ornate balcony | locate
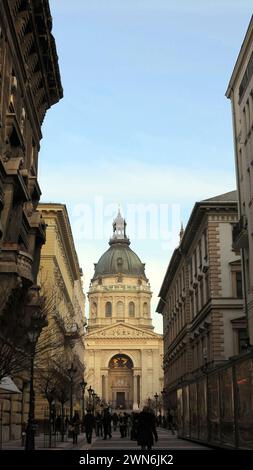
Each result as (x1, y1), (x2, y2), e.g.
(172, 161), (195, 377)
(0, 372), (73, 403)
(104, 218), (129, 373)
(0, 246), (33, 283)
(232, 216), (249, 250)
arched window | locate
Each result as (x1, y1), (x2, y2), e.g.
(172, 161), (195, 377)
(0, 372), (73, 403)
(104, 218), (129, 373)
(143, 302), (148, 316)
(117, 301), (124, 318)
(129, 301), (135, 317)
(105, 301), (112, 317)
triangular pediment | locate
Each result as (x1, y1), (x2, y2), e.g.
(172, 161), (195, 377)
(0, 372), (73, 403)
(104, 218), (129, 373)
(86, 322), (163, 340)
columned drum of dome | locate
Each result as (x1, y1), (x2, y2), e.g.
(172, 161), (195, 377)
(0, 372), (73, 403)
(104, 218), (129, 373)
(85, 211), (163, 411)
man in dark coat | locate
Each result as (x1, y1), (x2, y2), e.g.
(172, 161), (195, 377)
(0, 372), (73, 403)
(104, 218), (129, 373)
(137, 407), (158, 450)
(102, 408), (112, 440)
(84, 409), (95, 444)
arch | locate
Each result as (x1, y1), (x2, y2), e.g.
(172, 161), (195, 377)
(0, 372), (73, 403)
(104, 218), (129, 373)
(105, 301), (112, 317)
(129, 301), (135, 317)
(109, 353), (134, 369)
(116, 301), (124, 318)
(108, 354), (134, 409)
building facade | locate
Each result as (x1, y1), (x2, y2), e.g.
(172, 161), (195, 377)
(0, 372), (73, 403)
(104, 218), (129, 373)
(37, 204), (86, 423)
(0, 0), (62, 441)
(157, 191), (245, 409)
(85, 211), (163, 411)
(226, 16), (253, 346)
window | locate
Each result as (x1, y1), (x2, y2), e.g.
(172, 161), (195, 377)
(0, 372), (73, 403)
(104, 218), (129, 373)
(143, 302), (148, 316)
(203, 229), (208, 260)
(238, 329), (248, 353)
(195, 288), (199, 315)
(236, 272), (243, 298)
(117, 301), (124, 318)
(200, 278), (204, 308)
(105, 301), (112, 317)
(194, 251), (197, 277)
(129, 301), (135, 317)
(205, 274), (210, 302)
(198, 239), (202, 269)
(231, 266), (243, 298)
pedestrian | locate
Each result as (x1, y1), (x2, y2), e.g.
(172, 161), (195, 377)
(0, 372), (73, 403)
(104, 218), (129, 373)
(112, 412), (118, 431)
(119, 413), (127, 438)
(71, 411), (81, 445)
(84, 409), (95, 444)
(137, 407), (158, 450)
(167, 409), (175, 435)
(102, 408), (112, 440)
(95, 412), (103, 437)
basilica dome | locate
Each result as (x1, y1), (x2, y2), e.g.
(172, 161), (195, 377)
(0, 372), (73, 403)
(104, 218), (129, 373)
(93, 210), (147, 280)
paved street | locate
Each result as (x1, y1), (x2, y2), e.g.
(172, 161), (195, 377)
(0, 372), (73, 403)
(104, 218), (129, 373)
(1, 428), (210, 451)
(78, 428), (210, 451)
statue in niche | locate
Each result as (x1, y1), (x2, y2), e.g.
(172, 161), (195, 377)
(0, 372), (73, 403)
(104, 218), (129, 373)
(91, 302), (97, 318)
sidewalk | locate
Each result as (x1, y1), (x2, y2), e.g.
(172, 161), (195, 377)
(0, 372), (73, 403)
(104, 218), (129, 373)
(1, 432), (93, 451)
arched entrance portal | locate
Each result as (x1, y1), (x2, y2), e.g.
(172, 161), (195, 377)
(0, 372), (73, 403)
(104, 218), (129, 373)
(108, 354), (133, 409)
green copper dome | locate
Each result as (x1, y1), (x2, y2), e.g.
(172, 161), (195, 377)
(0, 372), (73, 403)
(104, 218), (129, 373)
(93, 210), (147, 280)
(94, 243), (146, 279)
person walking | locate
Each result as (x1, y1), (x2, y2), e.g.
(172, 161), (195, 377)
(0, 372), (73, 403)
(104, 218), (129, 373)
(137, 407), (158, 450)
(167, 409), (175, 435)
(71, 411), (81, 445)
(84, 409), (95, 444)
(102, 408), (112, 440)
(112, 412), (118, 432)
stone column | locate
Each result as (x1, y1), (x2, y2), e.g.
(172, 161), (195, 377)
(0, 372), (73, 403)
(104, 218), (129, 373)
(133, 375), (138, 410)
(104, 374), (109, 404)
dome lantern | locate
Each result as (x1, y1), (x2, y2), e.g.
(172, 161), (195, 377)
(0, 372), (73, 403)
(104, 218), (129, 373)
(109, 208), (130, 246)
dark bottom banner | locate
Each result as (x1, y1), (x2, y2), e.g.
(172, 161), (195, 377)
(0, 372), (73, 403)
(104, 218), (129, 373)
(0, 450), (253, 468)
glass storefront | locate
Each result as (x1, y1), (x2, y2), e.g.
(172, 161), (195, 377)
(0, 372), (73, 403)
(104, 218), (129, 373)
(176, 353), (253, 448)
(208, 373), (220, 444)
(220, 367), (235, 446)
(189, 382), (198, 439)
(176, 388), (183, 436)
(183, 385), (190, 438)
(198, 379), (207, 441)
(236, 358), (253, 448)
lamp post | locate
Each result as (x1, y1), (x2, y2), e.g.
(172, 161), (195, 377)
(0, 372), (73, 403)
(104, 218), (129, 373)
(92, 390), (96, 415)
(67, 363), (77, 420)
(161, 389), (166, 418)
(24, 287), (47, 451)
(87, 386), (93, 411)
(25, 328), (41, 451)
(154, 393), (159, 417)
(80, 380), (87, 427)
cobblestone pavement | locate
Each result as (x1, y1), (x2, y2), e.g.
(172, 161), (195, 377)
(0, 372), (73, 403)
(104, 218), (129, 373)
(78, 428), (210, 451)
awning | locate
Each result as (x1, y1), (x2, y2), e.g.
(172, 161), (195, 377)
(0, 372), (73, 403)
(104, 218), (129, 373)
(0, 377), (22, 394)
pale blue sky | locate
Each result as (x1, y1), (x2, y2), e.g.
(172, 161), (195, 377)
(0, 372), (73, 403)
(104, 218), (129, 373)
(39, 1), (252, 332)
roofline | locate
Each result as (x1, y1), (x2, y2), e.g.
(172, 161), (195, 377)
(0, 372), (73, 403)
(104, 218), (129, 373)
(226, 15), (253, 98)
(156, 198), (238, 310)
(39, 203), (82, 281)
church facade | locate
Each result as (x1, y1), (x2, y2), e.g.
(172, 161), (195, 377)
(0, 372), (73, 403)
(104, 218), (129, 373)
(85, 211), (163, 410)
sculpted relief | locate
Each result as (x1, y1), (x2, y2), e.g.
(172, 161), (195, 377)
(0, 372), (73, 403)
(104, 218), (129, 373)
(89, 326), (157, 339)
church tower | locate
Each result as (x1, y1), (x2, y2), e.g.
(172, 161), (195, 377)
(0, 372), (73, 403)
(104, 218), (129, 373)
(85, 211), (163, 411)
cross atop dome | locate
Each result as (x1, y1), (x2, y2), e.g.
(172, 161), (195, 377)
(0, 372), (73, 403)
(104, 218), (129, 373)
(109, 208), (130, 245)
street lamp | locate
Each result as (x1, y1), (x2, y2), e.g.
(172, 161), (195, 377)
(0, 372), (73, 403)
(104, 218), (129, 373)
(154, 393), (159, 417)
(91, 390), (96, 415)
(80, 379), (87, 426)
(25, 328), (41, 451)
(67, 363), (77, 420)
(24, 287), (47, 451)
(87, 386), (93, 411)
(161, 389), (166, 419)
